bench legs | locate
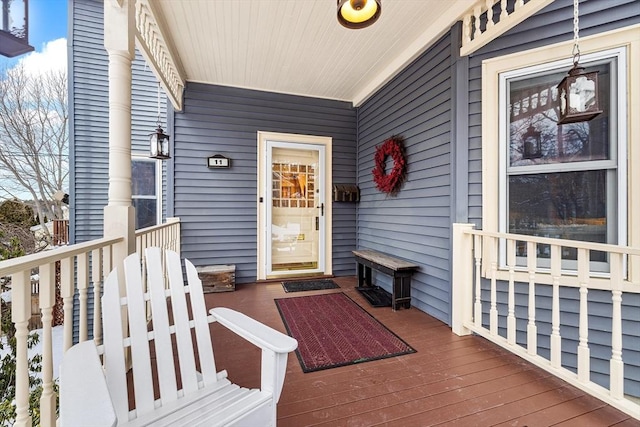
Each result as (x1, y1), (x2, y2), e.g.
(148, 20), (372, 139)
(392, 274), (412, 310)
(356, 262), (411, 310)
(357, 263), (372, 287)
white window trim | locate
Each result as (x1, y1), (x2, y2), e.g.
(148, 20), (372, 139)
(481, 25), (639, 280)
(132, 154), (162, 227)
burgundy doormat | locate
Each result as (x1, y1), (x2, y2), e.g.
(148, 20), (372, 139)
(282, 278), (339, 293)
(275, 293), (415, 372)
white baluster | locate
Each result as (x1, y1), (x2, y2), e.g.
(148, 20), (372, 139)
(490, 237), (498, 335)
(473, 5), (483, 40)
(92, 248), (104, 345)
(610, 253), (624, 399)
(516, 0), (525, 9)
(61, 257), (74, 352)
(38, 263), (56, 427)
(78, 252), (90, 341)
(474, 234), (483, 327)
(550, 245), (561, 369)
(527, 241), (537, 355)
(486, 0), (495, 28)
(507, 239), (516, 345)
(500, 0), (508, 20)
(577, 248), (590, 383)
(11, 270), (31, 427)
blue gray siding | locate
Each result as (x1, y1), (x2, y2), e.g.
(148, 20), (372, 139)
(70, 0), (166, 244)
(357, 31), (456, 323)
(467, 0), (640, 397)
(171, 83), (357, 284)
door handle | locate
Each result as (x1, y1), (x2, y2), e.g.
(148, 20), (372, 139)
(319, 203), (324, 216)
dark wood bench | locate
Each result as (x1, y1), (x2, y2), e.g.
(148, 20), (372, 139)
(352, 249), (418, 310)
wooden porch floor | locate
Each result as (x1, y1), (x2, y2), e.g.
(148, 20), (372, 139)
(204, 276), (639, 427)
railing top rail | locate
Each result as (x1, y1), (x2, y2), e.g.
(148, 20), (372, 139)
(0, 236), (124, 277)
(464, 228), (640, 256)
(134, 217), (180, 237)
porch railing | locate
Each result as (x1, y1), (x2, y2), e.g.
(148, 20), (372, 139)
(452, 223), (640, 420)
(460, 0), (555, 56)
(135, 216), (181, 256)
(0, 217), (181, 427)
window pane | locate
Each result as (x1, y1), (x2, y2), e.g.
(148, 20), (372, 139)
(509, 170), (610, 260)
(132, 160), (156, 196)
(508, 63), (610, 167)
(133, 198), (157, 229)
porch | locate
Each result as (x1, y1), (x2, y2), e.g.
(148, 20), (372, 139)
(212, 276), (636, 426)
(1, 220), (639, 425)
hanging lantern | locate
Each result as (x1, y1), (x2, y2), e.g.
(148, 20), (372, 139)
(149, 83), (171, 159)
(557, 0), (602, 125)
(149, 125), (170, 160)
(557, 64), (602, 125)
(522, 125), (542, 159)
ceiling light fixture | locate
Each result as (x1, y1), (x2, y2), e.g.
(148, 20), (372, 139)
(337, 0), (381, 29)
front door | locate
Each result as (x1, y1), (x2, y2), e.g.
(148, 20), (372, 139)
(257, 132), (332, 280)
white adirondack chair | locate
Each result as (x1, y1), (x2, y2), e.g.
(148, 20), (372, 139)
(59, 248), (298, 426)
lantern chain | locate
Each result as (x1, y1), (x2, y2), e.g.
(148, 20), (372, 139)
(156, 82), (162, 128)
(572, 0), (580, 65)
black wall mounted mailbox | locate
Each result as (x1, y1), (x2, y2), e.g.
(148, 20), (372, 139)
(333, 184), (360, 202)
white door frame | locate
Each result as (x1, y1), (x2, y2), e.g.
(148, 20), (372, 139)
(257, 131), (333, 280)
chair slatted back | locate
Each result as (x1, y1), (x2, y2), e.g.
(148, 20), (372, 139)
(145, 248), (179, 404)
(101, 249), (220, 422)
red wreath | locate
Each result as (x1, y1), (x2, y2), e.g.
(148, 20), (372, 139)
(372, 136), (406, 194)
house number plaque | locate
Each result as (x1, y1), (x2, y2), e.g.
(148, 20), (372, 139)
(207, 154), (231, 168)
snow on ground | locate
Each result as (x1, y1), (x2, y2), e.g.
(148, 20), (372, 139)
(0, 325), (64, 380)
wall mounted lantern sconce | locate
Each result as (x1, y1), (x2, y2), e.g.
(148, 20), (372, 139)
(556, 0), (602, 125)
(522, 125), (542, 159)
(149, 83), (170, 160)
(337, 0), (381, 29)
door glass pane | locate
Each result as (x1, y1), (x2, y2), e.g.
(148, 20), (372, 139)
(270, 147), (319, 272)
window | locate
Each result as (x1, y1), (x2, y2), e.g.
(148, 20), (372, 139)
(499, 51), (625, 262)
(132, 157), (160, 229)
(481, 26), (638, 277)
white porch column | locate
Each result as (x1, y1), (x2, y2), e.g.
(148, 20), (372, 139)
(452, 223), (475, 336)
(104, 0), (136, 265)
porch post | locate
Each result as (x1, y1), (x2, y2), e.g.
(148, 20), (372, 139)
(103, 0), (136, 266)
(452, 223), (475, 336)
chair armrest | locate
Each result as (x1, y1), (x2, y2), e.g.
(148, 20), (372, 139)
(210, 307), (298, 353)
(60, 340), (117, 427)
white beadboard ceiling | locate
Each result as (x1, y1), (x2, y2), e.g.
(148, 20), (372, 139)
(153, 0), (472, 106)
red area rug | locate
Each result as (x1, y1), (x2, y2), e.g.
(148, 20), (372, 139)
(275, 292), (415, 373)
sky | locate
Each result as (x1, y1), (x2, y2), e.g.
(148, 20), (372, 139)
(0, 0), (67, 72)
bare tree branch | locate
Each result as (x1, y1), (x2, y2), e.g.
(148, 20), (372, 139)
(0, 64), (68, 243)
